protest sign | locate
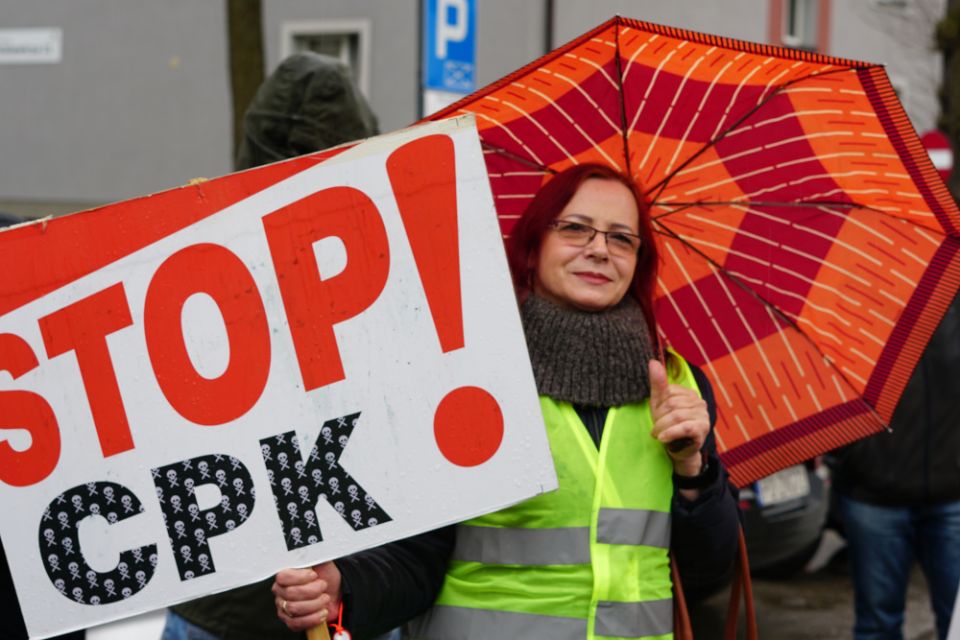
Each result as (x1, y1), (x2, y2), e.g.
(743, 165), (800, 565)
(0, 116), (557, 638)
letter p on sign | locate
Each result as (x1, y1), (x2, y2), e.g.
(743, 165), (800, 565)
(436, 0), (468, 58)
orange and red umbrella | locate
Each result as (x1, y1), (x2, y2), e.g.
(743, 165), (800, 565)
(428, 16), (960, 487)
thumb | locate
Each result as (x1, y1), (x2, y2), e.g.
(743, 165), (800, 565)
(648, 359), (669, 409)
(312, 561), (337, 582)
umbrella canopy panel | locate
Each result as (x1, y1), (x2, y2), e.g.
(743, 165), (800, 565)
(430, 16), (960, 486)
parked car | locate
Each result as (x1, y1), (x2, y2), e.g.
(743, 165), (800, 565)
(738, 459), (830, 577)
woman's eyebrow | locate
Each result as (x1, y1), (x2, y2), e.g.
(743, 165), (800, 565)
(559, 213), (592, 222)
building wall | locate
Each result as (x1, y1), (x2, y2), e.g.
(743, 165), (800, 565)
(0, 0), (945, 217)
(261, 0), (548, 134)
(1, 0), (231, 209)
(828, 0), (945, 134)
(552, 0), (769, 44)
(262, 0), (419, 134)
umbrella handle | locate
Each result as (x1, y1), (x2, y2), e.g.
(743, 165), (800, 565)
(667, 437), (695, 453)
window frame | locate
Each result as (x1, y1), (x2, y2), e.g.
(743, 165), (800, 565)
(279, 19), (372, 97)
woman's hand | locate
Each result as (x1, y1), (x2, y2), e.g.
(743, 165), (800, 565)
(273, 561), (342, 632)
(648, 359), (709, 478)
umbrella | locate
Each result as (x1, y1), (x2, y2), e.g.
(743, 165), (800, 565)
(427, 16), (960, 487)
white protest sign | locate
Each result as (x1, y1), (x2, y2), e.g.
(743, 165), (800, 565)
(0, 116), (557, 639)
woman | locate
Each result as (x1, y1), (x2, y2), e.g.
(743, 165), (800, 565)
(273, 163), (741, 639)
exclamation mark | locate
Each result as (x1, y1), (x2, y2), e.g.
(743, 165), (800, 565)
(387, 135), (504, 467)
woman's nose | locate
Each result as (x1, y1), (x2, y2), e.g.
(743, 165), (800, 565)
(583, 232), (609, 257)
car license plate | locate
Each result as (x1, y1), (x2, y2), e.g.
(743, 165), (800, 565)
(756, 465), (810, 507)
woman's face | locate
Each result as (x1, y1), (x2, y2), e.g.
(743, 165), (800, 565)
(533, 178), (640, 312)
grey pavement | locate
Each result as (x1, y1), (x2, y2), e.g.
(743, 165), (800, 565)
(690, 530), (937, 639)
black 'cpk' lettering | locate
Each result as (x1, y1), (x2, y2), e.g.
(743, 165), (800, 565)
(260, 412), (391, 550)
(151, 453), (256, 581)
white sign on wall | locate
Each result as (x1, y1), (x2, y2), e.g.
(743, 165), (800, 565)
(0, 116), (557, 639)
(0, 28), (63, 64)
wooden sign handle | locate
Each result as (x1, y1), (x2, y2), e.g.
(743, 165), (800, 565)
(307, 625), (331, 640)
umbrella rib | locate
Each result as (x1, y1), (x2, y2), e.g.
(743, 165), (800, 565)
(478, 141), (554, 174)
(653, 217), (890, 429)
(650, 199), (860, 220)
(614, 20), (632, 173)
(644, 66), (869, 203)
(651, 198), (948, 239)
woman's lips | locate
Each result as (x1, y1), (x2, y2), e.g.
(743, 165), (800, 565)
(574, 271), (611, 284)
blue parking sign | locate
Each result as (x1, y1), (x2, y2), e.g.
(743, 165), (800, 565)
(423, 0), (476, 93)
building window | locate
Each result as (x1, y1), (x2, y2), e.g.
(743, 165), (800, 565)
(782, 0), (819, 51)
(280, 20), (371, 97)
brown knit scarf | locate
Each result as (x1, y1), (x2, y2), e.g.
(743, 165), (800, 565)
(519, 294), (658, 407)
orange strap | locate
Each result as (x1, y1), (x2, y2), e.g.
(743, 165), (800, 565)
(329, 604), (351, 639)
(672, 524), (757, 640)
(671, 551), (694, 640)
(723, 526), (758, 640)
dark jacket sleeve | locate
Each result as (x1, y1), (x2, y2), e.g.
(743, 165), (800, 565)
(335, 525), (455, 640)
(670, 364), (741, 599)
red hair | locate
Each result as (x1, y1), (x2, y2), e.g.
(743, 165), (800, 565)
(505, 163), (659, 337)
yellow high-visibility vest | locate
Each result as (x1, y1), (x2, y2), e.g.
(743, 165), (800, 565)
(410, 356), (698, 640)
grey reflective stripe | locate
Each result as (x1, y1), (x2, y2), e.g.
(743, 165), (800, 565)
(597, 507), (671, 548)
(595, 598), (674, 638)
(452, 525), (591, 565)
(408, 605), (587, 640)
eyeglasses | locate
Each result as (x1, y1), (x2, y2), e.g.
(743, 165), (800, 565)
(548, 219), (642, 256)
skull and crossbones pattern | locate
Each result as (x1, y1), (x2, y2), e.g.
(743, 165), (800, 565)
(151, 454), (255, 581)
(259, 412), (391, 551)
(38, 482), (157, 605)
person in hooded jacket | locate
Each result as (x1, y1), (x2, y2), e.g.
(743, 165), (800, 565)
(162, 50), (380, 640)
(233, 51), (378, 171)
(830, 290), (960, 640)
